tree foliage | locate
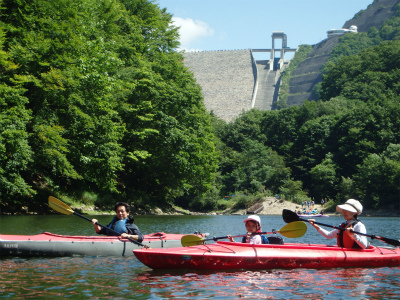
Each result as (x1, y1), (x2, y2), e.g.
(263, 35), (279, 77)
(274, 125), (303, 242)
(321, 41), (400, 102)
(0, 0), (218, 211)
(213, 36), (400, 210)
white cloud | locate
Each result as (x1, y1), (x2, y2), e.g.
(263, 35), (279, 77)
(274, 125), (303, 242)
(172, 17), (214, 51)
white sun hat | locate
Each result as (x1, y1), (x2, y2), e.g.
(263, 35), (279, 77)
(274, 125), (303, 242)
(336, 199), (363, 215)
(243, 215), (261, 227)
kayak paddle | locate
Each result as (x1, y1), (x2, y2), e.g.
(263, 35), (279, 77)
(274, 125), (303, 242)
(181, 221), (307, 247)
(282, 209), (400, 247)
(48, 196), (148, 248)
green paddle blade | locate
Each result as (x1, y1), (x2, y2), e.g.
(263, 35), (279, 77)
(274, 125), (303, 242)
(277, 221), (307, 238)
(48, 196), (74, 215)
(181, 235), (205, 247)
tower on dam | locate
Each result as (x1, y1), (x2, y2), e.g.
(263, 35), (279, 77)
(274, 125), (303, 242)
(183, 32), (297, 122)
(253, 31), (296, 70)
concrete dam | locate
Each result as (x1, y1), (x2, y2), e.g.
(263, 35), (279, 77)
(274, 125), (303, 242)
(183, 32), (297, 122)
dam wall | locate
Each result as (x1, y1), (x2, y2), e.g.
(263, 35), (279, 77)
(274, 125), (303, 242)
(183, 50), (255, 123)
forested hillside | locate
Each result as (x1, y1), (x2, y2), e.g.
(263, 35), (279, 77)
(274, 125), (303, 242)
(0, 0), (218, 212)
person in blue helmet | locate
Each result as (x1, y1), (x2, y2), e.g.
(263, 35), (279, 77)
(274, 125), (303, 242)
(91, 202), (143, 242)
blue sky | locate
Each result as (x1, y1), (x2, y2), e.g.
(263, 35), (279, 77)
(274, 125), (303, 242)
(156, 0), (373, 57)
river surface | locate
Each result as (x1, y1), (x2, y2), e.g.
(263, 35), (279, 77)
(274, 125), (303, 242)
(1, 214), (399, 299)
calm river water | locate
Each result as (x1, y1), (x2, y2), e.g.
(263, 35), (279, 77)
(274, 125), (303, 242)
(1, 214), (399, 299)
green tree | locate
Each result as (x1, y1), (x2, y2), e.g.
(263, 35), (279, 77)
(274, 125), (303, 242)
(279, 179), (309, 204)
(337, 176), (356, 202)
(320, 41), (400, 102)
(290, 114), (337, 187)
(0, 24), (35, 206)
(353, 144), (400, 208)
(309, 153), (337, 200)
(0, 0), (219, 211)
(215, 114), (291, 197)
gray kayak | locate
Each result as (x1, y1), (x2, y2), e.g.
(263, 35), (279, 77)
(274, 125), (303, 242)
(0, 231), (209, 257)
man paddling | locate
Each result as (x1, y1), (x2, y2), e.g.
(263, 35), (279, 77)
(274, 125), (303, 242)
(92, 202), (143, 243)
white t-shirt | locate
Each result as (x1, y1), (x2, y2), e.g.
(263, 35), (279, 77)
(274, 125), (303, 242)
(245, 235), (262, 244)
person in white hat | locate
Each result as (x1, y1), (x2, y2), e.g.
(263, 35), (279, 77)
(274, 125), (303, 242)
(308, 199), (369, 249)
(228, 215), (263, 244)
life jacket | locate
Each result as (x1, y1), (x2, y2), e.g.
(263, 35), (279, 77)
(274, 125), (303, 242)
(107, 217), (128, 235)
(261, 235), (269, 244)
(337, 220), (361, 249)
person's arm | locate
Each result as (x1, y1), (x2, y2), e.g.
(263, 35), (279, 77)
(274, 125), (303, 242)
(124, 223), (143, 242)
(91, 219), (103, 234)
(92, 218), (117, 235)
(350, 222), (369, 249)
(308, 219), (337, 239)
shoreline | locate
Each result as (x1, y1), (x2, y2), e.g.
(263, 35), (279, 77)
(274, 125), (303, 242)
(134, 197), (399, 218)
(3, 197), (398, 217)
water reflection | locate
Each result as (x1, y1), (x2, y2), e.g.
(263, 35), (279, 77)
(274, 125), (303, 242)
(135, 267), (400, 299)
(1, 252), (400, 299)
(0, 257), (146, 299)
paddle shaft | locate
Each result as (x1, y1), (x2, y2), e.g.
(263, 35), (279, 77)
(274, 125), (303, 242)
(303, 217), (368, 238)
(205, 231), (276, 242)
(181, 221), (306, 247)
(73, 211), (146, 247)
(301, 216), (399, 246)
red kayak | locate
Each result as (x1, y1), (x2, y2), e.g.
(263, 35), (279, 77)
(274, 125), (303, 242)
(0, 232), (208, 257)
(133, 241), (400, 270)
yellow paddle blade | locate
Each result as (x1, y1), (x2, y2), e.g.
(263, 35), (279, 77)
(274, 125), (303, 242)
(277, 221), (307, 238)
(48, 196), (74, 215)
(181, 235), (205, 247)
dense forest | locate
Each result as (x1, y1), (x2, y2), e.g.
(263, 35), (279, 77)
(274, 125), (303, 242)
(0, 0), (218, 212)
(0, 0), (399, 214)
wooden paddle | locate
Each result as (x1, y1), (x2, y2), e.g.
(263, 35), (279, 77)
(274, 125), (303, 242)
(48, 196), (147, 248)
(282, 209), (400, 247)
(181, 221), (307, 247)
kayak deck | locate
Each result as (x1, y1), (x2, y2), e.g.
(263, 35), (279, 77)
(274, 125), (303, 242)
(133, 241), (400, 270)
(0, 232), (208, 257)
